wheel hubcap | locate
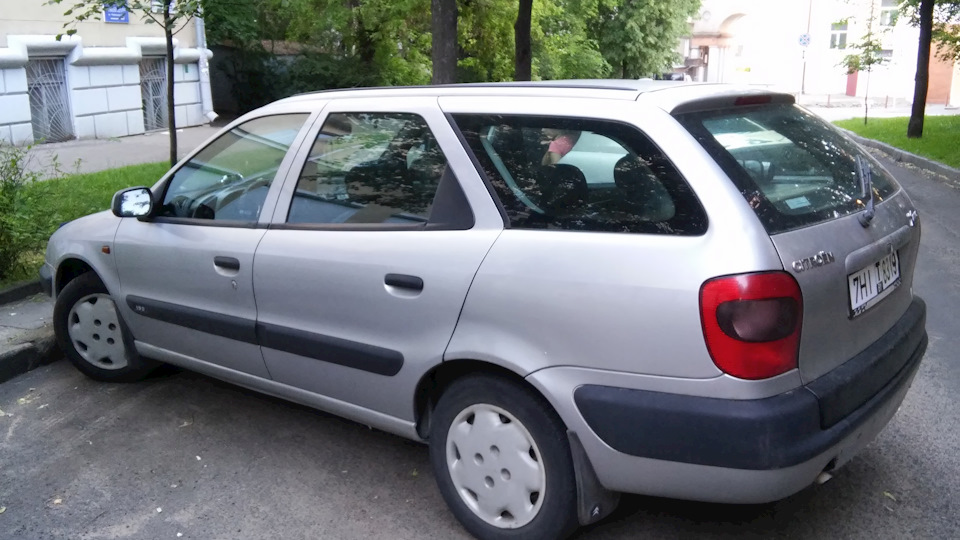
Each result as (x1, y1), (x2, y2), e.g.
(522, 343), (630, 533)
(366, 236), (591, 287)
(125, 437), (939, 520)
(446, 403), (546, 529)
(67, 293), (128, 370)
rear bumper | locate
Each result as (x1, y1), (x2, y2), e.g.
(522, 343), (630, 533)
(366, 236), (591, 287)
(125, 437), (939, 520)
(574, 297), (926, 470)
(529, 297), (926, 503)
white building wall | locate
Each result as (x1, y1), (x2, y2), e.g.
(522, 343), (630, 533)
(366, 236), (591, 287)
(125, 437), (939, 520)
(70, 63), (145, 139)
(690, 0), (948, 102)
(173, 62), (203, 129)
(0, 30), (212, 144)
(0, 67), (32, 144)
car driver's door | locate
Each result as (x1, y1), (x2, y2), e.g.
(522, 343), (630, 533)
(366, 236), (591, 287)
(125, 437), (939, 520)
(114, 113), (313, 377)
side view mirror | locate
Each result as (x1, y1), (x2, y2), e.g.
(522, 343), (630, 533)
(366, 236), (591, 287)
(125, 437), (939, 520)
(112, 187), (154, 218)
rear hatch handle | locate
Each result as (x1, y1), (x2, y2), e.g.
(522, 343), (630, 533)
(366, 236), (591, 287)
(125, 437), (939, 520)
(856, 155), (876, 228)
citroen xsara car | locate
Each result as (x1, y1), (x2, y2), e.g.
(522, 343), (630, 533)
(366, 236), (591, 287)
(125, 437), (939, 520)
(42, 81), (927, 540)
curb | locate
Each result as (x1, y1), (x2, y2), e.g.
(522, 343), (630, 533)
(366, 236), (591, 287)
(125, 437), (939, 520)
(840, 128), (960, 186)
(0, 331), (60, 385)
(0, 279), (42, 307)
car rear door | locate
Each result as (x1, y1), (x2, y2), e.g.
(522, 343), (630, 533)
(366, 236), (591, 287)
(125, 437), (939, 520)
(114, 112), (314, 377)
(676, 103), (921, 383)
(251, 97), (503, 420)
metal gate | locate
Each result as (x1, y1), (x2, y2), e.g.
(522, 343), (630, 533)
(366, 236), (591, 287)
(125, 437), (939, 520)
(140, 58), (168, 131)
(26, 59), (74, 143)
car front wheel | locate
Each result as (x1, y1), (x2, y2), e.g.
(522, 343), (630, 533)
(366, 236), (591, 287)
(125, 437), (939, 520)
(429, 374), (578, 540)
(53, 272), (156, 382)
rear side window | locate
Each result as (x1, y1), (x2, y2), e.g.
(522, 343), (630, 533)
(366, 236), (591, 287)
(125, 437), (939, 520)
(452, 114), (707, 235)
(288, 112), (448, 225)
(676, 104), (899, 234)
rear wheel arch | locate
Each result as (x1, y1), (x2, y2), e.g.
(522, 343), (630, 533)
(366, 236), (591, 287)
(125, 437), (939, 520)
(414, 359), (562, 440)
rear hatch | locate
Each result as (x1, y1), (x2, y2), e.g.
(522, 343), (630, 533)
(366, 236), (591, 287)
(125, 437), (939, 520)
(676, 101), (921, 383)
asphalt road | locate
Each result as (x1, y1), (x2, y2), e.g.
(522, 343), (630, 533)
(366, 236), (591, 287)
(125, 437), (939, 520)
(1, 154), (958, 540)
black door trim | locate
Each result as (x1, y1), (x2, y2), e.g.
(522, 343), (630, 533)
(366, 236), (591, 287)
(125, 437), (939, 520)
(256, 322), (404, 376)
(125, 295), (257, 344)
(125, 295), (403, 376)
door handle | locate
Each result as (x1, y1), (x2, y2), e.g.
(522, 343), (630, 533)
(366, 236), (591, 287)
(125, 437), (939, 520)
(214, 256), (240, 271)
(385, 273), (423, 291)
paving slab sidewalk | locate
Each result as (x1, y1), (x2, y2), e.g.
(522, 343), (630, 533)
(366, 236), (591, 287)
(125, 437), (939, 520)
(0, 293), (56, 384)
(25, 125), (221, 178)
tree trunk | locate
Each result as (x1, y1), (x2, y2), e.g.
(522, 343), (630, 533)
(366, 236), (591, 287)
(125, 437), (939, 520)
(514, 0), (533, 81)
(908, 0), (935, 138)
(431, 0), (458, 84)
(164, 2), (178, 167)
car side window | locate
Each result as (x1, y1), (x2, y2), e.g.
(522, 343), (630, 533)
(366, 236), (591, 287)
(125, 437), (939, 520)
(158, 114), (309, 222)
(287, 113), (448, 225)
(452, 114), (707, 235)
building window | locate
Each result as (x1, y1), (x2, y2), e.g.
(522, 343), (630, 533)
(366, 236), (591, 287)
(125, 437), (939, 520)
(26, 59), (74, 143)
(830, 23), (848, 50)
(880, 0), (898, 27)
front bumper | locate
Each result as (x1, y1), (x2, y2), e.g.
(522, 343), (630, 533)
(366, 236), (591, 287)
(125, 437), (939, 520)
(39, 263), (53, 297)
(529, 297), (926, 503)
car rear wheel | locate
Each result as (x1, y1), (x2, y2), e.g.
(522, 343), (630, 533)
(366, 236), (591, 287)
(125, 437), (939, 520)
(429, 374), (578, 540)
(54, 272), (156, 382)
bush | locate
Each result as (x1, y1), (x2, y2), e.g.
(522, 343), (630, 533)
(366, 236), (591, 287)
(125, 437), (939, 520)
(0, 143), (45, 280)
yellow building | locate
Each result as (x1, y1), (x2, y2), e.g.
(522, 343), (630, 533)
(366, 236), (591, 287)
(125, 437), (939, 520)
(0, 0), (214, 144)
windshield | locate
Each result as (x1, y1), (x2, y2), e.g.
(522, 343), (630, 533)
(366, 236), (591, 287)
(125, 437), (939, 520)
(675, 104), (899, 234)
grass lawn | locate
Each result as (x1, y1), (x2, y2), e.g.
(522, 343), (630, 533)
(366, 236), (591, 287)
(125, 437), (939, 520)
(834, 115), (960, 169)
(1, 162), (169, 287)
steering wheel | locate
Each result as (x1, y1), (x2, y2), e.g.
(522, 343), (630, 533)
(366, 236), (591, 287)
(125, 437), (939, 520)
(168, 195), (195, 218)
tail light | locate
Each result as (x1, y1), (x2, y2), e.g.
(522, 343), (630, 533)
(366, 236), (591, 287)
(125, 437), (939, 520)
(699, 272), (802, 380)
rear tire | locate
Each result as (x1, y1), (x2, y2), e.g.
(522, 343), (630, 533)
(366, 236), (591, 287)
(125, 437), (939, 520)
(429, 374), (579, 540)
(53, 272), (156, 382)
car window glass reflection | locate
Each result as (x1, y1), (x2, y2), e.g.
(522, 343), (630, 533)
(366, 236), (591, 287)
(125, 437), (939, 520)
(158, 114), (309, 222)
(454, 114), (707, 235)
(287, 112), (448, 225)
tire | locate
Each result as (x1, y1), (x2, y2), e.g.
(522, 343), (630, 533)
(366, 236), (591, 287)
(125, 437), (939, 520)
(429, 374), (578, 540)
(53, 272), (156, 382)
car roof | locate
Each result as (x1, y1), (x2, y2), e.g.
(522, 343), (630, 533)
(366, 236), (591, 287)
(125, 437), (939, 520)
(269, 80), (795, 115)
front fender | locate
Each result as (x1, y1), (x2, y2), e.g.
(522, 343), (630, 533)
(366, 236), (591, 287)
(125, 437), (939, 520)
(46, 211), (123, 299)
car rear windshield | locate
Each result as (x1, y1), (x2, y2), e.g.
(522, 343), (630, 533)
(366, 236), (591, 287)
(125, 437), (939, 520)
(675, 104), (899, 235)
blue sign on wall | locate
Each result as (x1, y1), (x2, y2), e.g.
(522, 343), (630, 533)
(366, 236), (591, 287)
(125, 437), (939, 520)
(105, 5), (129, 24)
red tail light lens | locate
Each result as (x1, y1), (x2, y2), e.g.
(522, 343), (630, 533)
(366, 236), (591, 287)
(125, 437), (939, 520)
(700, 272), (802, 379)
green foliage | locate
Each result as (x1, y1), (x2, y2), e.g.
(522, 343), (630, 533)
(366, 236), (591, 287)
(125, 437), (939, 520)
(0, 160), (168, 286)
(534, 0), (610, 79)
(902, 1), (960, 61)
(202, 0), (702, 95)
(840, 31), (886, 75)
(0, 143), (44, 281)
(48, 0), (201, 38)
(834, 115), (960, 169)
(592, 0), (700, 78)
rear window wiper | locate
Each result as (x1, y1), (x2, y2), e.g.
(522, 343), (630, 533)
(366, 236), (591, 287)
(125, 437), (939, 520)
(856, 155), (875, 227)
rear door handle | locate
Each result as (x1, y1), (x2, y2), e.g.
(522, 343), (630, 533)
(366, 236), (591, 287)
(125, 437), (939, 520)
(385, 273), (423, 291)
(214, 256), (240, 271)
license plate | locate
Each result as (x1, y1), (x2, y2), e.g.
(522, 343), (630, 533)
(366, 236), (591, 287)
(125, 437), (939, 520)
(848, 250), (901, 317)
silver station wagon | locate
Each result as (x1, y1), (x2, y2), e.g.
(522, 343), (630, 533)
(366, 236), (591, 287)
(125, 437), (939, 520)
(41, 81), (927, 540)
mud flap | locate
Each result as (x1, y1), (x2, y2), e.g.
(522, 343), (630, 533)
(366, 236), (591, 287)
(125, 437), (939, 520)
(568, 430), (620, 525)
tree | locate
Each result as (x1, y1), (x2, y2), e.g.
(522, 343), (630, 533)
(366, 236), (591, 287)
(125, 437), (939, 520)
(903, 0), (960, 138)
(432, 0), (458, 83)
(841, 6), (888, 125)
(515, 0), (533, 80)
(908, 0), (936, 138)
(590, 0), (700, 78)
(52, 0), (201, 167)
